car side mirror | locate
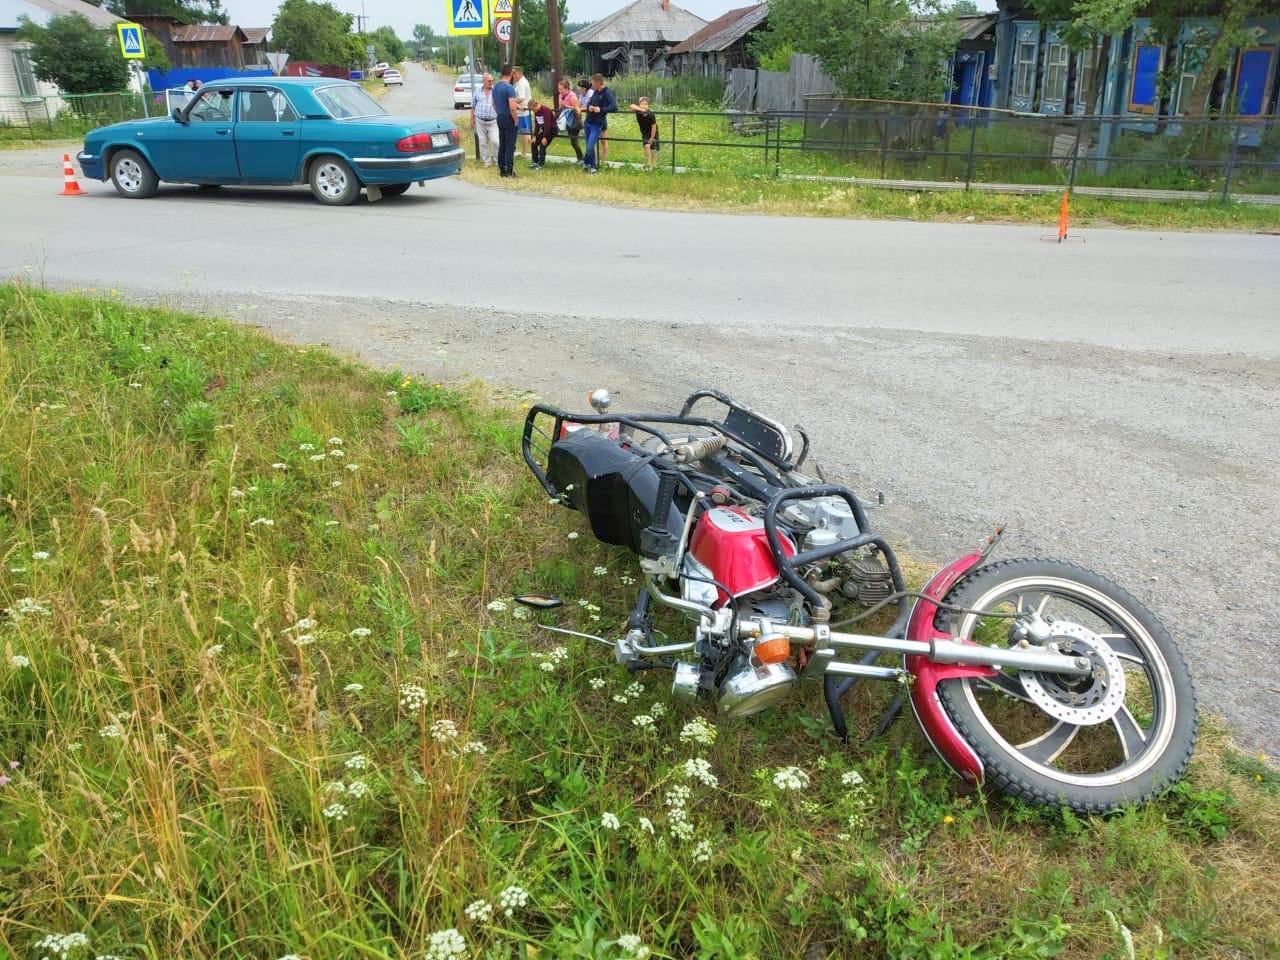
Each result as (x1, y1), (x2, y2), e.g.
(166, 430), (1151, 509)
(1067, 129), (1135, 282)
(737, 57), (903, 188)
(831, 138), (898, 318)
(171, 107), (187, 123)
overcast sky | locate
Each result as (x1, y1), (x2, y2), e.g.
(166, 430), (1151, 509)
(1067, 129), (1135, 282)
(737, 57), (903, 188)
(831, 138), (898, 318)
(220, 0), (996, 45)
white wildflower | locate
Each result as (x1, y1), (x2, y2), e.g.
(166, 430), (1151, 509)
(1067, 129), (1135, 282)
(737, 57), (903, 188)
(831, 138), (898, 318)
(637, 817), (654, 835)
(343, 682), (364, 693)
(841, 770), (865, 787)
(4, 597), (51, 618)
(328, 437), (343, 446)
(308, 453), (327, 462)
(431, 719), (459, 743)
(9, 654), (31, 669)
(593, 565), (608, 576)
(399, 683), (428, 711)
(511, 605), (530, 621)
(425, 927), (467, 960)
(328, 448), (345, 458)
(682, 757), (719, 788)
(99, 724), (122, 739)
(278, 955), (303, 960)
(349, 627), (372, 638)
(692, 839), (713, 864)
(322, 801), (349, 820)
(271, 462), (287, 470)
(31, 551), (50, 561)
(679, 718), (717, 747)
(632, 714), (655, 731)
(291, 617), (318, 631)
(588, 678), (606, 690)
(292, 634), (315, 647)
(330, 480), (342, 488)
(463, 740), (487, 756)
(34, 933), (91, 958)
(773, 766), (810, 791)
(600, 812), (621, 831)
(464, 899), (493, 922)
(617, 934), (649, 958)
(498, 885), (529, 917)
(324, 520), (340, 527)
(549, 646), (568, 664)
(649, 701), (666, 718)
(204, 644), (224, 657)
(624, 681), (644, 698)
(298, 442), (316, 451)
(346, 779), (371, 800)
(567, 531), (579, 540)
(344, 754), (368, 771)
(539, 660), (556, 673)
(324, 781), (347, 795)
(345, 463), (359, 472)
(249, 517), (274, 527)
(142, 575), (158, 587)
(612, 694), (630, 705)
(230, 487), (246, 499)
(486, 599), (508, 613)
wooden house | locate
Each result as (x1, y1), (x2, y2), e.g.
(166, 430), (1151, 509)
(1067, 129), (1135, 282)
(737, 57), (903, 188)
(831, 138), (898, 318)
(667, 3), (769, 79)
(571, 0), (706, 77)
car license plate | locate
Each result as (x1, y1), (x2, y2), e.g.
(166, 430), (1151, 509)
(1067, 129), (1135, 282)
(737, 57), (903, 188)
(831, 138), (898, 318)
(431, 133), (450, 148)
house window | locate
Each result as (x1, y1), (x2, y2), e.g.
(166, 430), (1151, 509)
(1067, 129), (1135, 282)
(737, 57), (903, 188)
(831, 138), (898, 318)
(1173, 44), (1205, 116)
(631, 49), (646, 72)
(1128, 42), (1163, 114)
(1043, 42), (1069, 103)
(11, 47), (39, 98)
(1013, 41), (1037, 99)
(1234, 46), (1277, 117)
(1075, 44), (1102, 113)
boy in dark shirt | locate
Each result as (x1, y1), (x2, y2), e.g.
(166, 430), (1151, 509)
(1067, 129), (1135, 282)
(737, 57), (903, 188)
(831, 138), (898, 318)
(628, 96), (660, 170)
(529, 96), (557, 170)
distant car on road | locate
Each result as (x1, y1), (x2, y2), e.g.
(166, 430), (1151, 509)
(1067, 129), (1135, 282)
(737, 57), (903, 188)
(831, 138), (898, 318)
(372, 62), (391, 77)
(382, 69), (403, 86)
(76, 78), (464, 206)
(453, 74), (482, 109)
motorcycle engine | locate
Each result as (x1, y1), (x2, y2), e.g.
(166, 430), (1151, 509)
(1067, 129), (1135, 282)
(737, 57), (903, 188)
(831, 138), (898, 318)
(782, 495), (893, 607)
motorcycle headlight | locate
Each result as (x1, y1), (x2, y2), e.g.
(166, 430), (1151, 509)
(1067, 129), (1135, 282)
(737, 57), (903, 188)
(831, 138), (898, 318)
(717, 655), (797, 719)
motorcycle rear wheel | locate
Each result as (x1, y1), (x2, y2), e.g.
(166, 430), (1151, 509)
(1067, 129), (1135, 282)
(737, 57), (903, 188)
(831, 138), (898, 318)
(936, 558), (1197, 813)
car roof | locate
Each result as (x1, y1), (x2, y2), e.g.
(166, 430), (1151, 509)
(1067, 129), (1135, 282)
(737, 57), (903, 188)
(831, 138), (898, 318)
(203, 77), (356, 90)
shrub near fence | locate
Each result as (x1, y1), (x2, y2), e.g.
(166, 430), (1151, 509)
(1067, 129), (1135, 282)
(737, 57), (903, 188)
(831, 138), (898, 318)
(532, 70), (722, 107)
(0, 92), (159, 143)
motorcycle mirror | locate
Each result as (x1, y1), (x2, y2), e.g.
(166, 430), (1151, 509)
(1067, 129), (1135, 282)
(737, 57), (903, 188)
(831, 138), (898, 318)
(514, 594), (564, 609)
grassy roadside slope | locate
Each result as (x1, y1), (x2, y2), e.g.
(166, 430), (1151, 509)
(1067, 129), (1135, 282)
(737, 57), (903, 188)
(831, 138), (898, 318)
(1, 284), (1278, 959)
(459, 158), (1280, 232)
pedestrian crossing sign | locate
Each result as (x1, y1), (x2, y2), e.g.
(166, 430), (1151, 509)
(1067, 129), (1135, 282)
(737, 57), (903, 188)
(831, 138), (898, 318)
(447, 0), (488, 35)
(116, 23), (145, 60)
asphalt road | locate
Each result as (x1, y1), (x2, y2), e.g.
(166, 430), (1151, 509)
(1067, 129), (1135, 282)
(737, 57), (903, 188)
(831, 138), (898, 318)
(3, 64), (1279, 753)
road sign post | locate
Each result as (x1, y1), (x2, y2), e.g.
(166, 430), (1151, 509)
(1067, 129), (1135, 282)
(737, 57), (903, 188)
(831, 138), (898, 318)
(116, 25), (148, 118)
(467, 37), (480, 162)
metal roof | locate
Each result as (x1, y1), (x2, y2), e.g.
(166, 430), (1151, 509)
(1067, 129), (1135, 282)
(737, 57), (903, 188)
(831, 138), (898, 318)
(171, 24), (247, 43)
(0, 0), (120, 30)
(956, 14), (997, 41)
(571, 0), (706, 46)
(668, 2), (767, 55)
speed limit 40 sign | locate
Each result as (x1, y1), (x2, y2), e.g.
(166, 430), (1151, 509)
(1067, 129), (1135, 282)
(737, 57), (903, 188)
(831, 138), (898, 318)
(493, 16), (511, 42)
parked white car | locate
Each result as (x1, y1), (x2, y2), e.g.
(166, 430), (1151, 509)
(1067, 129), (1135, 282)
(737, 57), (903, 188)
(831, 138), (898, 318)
(452, 74), (482, 109)
(383, 69), (403, 86)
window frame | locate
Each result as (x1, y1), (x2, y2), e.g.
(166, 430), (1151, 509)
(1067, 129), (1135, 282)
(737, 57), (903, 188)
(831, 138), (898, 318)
(1013, 40), (1037, 100)
(11, 46), (39, 99)
(1043, 42), (1070, 104)
(236, 87), (298, 123)
(1128, 41), (1164, 114)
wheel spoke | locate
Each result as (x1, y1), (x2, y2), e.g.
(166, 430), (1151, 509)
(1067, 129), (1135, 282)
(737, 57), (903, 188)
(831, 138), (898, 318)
(976, 671), (1034, 703)
(1112, 706), (1149, 762)
(1016, 720), (1079, 765)
(1097, 633), (1146, 665)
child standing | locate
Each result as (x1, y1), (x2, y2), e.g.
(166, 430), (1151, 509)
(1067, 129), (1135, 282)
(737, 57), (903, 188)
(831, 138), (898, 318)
(629, 96), (660, 170)
(529, 96), (558, 170)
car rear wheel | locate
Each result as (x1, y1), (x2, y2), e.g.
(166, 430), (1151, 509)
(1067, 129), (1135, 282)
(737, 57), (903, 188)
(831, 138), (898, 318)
(309, 156), (359, 206)
(380, 183), (412, 197)
(110, 149), (158, 199)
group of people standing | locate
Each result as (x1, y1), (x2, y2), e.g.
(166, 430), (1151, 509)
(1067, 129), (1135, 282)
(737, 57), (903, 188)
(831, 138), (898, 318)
(470, 68), (660, 176)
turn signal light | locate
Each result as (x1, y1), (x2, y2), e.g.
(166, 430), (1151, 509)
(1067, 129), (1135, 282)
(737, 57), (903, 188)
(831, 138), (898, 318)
(754, 635), (791, 665)
(449, 128), (461, 144)
(395, 133), (432, 153)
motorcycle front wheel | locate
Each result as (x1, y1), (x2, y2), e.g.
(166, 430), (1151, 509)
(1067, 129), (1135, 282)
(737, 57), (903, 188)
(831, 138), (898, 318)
(936, 558), (1198, 813)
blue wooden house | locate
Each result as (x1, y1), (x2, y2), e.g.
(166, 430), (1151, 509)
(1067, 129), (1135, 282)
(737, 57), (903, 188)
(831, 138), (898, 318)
(988, 2), (1280, 121)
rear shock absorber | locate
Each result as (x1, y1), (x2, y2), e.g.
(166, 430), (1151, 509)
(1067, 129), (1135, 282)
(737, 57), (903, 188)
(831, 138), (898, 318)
(673, 435), (726, 463)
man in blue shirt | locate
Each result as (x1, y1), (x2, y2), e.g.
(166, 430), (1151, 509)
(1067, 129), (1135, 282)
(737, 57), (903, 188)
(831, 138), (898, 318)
(582, 73), (616, 174)
(491, 66), (520, 177)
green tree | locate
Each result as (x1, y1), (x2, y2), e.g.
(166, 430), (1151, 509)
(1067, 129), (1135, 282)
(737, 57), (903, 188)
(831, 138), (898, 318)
(98, 0), (229, 24)
(411, 22), (436, 54)
(368, 25), (406, 63)
(950, 0), (980, 13)
(754, 0), (960, 101)
(17, 13), (128, 94)
(271, 0), (360, 66)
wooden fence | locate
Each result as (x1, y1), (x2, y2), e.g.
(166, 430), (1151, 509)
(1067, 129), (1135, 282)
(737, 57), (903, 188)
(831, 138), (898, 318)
(725, 53), (835, 112)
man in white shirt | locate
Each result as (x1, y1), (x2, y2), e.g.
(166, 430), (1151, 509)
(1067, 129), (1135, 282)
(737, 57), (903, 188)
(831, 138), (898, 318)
(470, 73), (499, 167)
(512, 66), (533, 159)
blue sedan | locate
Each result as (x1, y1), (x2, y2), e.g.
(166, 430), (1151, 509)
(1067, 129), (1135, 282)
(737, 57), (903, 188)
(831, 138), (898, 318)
(77, 78), (464, 205)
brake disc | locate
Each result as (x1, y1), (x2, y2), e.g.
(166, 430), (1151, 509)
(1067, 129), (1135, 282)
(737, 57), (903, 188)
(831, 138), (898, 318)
(1018, 621), (1126, 726)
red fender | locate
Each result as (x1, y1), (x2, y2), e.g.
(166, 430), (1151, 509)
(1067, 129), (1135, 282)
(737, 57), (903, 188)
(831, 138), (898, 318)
(905, 552), (998, 785)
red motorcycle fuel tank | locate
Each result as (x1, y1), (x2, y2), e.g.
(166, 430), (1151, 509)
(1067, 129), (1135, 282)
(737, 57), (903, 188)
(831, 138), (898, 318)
(689, 507), (796, 604)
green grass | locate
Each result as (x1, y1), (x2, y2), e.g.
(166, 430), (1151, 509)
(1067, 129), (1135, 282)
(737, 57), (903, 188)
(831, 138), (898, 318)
(2, 284), (1280, 959)
(461, 158), (1280, 231)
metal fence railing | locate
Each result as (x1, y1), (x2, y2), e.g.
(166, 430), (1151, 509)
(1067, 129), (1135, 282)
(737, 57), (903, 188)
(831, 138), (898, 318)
(531, 71), (724, 107)
(523, 103), (1280, 201)
(0, 92), (169, 142)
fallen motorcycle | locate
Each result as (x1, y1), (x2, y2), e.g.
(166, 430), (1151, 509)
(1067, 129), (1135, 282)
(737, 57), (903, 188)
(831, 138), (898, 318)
(521, 388), (1197, 812)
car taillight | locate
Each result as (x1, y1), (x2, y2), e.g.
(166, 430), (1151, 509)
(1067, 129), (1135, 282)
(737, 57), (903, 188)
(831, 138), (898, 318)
(449, 128), (461, 144)
(395, 133), (433, 153)
(454, 85), (464, 92)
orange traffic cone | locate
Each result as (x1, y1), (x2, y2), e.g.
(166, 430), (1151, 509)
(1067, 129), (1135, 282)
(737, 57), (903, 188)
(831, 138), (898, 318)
(1057, 190), (1069, 242)
(59, 153), (83, 196)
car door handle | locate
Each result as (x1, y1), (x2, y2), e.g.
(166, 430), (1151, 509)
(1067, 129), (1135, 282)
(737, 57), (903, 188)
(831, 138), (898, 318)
(281, 130), (295, 136)
(215, 128), (229, 135)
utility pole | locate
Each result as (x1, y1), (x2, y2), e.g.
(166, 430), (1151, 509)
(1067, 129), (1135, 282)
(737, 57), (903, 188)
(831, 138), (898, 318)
(354, 2), (369, 34)
(547, 0), (563, 92)
(508, 0), (519, 66)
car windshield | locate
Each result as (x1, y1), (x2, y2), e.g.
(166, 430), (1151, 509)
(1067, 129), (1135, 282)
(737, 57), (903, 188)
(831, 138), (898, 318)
(314, 84), (387, 120)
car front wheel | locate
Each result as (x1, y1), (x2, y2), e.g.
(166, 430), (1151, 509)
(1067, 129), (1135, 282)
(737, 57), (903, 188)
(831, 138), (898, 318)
(110, 149), (158, 198)
(309, 156), (360, 206)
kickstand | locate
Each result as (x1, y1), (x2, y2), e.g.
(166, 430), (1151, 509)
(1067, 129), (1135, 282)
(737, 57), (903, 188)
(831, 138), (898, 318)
(826, 654), (907, 743)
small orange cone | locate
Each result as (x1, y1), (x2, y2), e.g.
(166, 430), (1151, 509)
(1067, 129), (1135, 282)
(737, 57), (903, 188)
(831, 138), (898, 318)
(1057, 190), (1069, 242)
(59, 153), (83, 196)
